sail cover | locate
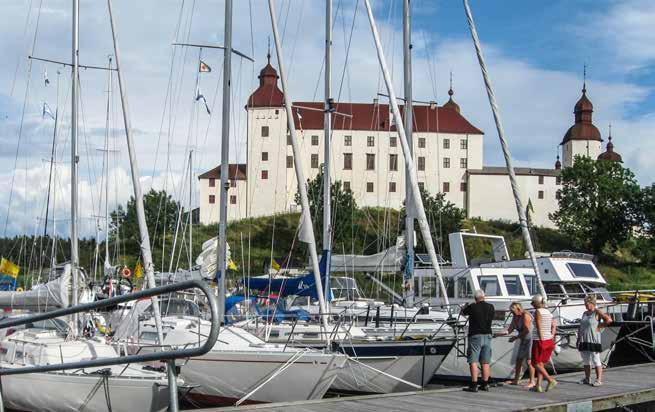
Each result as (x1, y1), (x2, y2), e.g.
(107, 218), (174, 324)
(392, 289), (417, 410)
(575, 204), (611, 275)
(327, 235), (406, 273)
(0, 264), (75, 310)
(195, 237), (232, 279)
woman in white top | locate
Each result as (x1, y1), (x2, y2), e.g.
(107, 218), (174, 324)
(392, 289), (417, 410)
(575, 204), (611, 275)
(531, 294), (558, 393)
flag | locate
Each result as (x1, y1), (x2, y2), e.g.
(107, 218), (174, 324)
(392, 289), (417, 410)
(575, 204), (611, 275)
(271, 259), (281, 271)
(134, 261), (143, 279)
(228, 258), (238, 271)
(298, 209), (314, 244)
(42, 102), (55, 120)
(0, 258), (20, 278)
(526, 199), (535, 226)
(196, 86), (211, 115)
(199, 60), (211, 73)
(44, 69), (50, 86)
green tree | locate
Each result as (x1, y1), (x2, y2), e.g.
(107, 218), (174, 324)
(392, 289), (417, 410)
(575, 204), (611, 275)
(401, 188), (465, 259)
(550, 156), (642, 255)
(635, 184), (655, 264)
(295, 166), (357, 250)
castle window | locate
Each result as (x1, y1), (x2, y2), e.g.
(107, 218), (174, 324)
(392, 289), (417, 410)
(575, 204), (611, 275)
(389, 182), (396, 193)
(343, 153), (352, 170)
(261, 170), (268, 180)
(262, 152), (268, 161)
(344, 135), (352, 146)
(286, 156), (293, 168)
(208, 195), (215, 204)
(230, 195), (237, 205)
(311, 135), (319, 146)
(209, 178), (216, 187)
(443, 157), (451, 168)
(460, 182), (467, 192)
(443, 182), (450, 192)
(538, 190), (544, 199)
(366, 154), (376, 170)
(418, 182), (425, 191)
(367, 136), (375, 147)
(311, 154), (319, 169)
(389, 154), (398, 171)
(460, 158), (467, 169)
(443, 139), (450, 149)
(538, 175), (544, 184)
(343, 181), (351, 192)
(366, 182), (374, 193)
(230, 180), (237, 188)
(261, 126), (269, 137)
(390, 136), (397, 147)
(460, 139), (468, 150)
(418, 156), (426, 171)
(418, 137), (426, 148)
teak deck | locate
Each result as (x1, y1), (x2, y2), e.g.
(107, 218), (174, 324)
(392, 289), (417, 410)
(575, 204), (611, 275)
(205, 363), (655, 411)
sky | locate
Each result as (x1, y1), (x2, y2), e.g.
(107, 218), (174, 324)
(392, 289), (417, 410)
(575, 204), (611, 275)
(0, 0), (653, 238)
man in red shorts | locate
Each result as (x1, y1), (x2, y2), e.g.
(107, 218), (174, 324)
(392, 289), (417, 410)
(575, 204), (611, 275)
(531, 294), (558, 392)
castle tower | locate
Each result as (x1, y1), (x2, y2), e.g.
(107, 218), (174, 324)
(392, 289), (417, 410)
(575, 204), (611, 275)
(560, 70), (602, 167)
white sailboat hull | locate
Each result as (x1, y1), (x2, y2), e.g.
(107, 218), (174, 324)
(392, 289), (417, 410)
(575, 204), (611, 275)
(1, 371), (169, 412)
(181, 350), (345, 406)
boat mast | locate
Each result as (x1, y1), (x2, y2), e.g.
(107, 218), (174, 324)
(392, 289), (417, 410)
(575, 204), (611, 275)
(402, 0), (415, 306)
(188, 150), (193, 271)
(104, 56), (112, 270)
(216, 0), (233, 323)
(267, 0), (331, 334)
(107, 0), (165, 343)
(322, 0), (332, 310)
(363, 0), (450, 307)
(70, 0), (80, 333)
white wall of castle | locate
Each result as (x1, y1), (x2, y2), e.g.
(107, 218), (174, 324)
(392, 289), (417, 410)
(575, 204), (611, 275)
(562, 139), (602, 168)
(467, 173), (561, 228)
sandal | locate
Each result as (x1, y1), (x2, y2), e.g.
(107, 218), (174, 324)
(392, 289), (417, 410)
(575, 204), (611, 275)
(592, 381), (603, 387)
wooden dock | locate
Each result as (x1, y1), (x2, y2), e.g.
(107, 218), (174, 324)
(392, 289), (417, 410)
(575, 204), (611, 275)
(203, 363), (655, 411)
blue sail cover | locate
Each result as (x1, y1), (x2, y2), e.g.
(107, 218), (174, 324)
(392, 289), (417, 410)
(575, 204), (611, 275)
(244, 255), (332, 301)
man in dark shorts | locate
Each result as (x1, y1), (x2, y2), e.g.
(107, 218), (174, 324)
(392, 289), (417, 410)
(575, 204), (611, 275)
(462, 289), (495, 392)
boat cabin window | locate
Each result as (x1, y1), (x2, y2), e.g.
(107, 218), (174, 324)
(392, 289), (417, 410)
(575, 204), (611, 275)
(478, 276), (501, 296)
(545, 283), (565, 296)
(563, 283), (586, 299)
(457, 277), (473, 298)
(503, 275), (525, 296)
(523, 275), (539, 295)
(566, 262), (598, 279)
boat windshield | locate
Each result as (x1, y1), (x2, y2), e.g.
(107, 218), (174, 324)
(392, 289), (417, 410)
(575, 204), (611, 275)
(566, 262), (599, 279)
(503, 275), (525, 296)
(478, 276), (501, 296)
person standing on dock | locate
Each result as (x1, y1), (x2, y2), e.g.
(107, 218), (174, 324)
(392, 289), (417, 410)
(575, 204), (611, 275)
(578, 295), (612, 386)
(462, 289), (495, 392)
(496, 302), (535, 388)
(531, 294), (558, 392)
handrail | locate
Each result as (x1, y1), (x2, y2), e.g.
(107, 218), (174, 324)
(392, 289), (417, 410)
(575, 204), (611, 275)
(0, 279), (218, 412)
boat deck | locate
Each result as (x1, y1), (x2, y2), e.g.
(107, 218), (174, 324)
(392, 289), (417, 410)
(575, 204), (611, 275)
(205, 363), (655, 411)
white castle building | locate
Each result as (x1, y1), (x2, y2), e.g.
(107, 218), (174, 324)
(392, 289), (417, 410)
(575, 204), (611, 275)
(198, 57), (621, 229)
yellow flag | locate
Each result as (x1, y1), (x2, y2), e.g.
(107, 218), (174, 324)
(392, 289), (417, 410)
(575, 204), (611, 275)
(271, 259), (281, 271)
(134, 261), (144, 279)
(228, 259), (238, 271)
(0, 258), (20, 278)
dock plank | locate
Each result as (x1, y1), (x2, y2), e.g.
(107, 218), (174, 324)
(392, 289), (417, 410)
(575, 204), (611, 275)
(203, 363), (655, 412)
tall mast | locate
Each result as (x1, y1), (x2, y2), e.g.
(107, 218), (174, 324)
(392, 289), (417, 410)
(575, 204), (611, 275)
(70, 0), (80, 333)
(104, 56), (113, 269)
(107, 0), (165, 343)
(216, 0), (233, 322)
(188, 150), (193, 271)
(322, 0), (332, 309)
(402, 0), (415, 306)
(364, 0), (450, 307)
(268, 0), (331, 334)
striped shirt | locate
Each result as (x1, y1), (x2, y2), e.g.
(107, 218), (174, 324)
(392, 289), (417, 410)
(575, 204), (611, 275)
(532, 308), (553, 341)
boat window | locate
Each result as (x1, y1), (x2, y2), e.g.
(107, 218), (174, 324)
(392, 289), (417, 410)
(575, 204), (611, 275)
(139, 331), (167, 342)
(566, 262), (598, 278)
(503, 275), (525, 296)
(524, 275), (539, 295)
(478, 276), (500, 296)
(457, 277), (473, 298)
(545, 283), (565, 296)
(563, 283), (586, 298)
(291, 296), (310, 307)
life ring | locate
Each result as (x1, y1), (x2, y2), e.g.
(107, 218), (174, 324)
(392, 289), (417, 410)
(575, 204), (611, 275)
(121, 267), (132, 278)
(15, 287), (23, 292)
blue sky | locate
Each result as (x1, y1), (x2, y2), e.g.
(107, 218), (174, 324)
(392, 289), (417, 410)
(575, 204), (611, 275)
(0, 0), (653, 237)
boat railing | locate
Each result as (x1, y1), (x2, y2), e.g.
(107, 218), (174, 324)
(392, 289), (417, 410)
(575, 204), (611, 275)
(0, 279), (219, 412)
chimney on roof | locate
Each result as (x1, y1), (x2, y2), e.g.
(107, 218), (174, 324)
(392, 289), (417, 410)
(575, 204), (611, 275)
(373, 97), (379, 105)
